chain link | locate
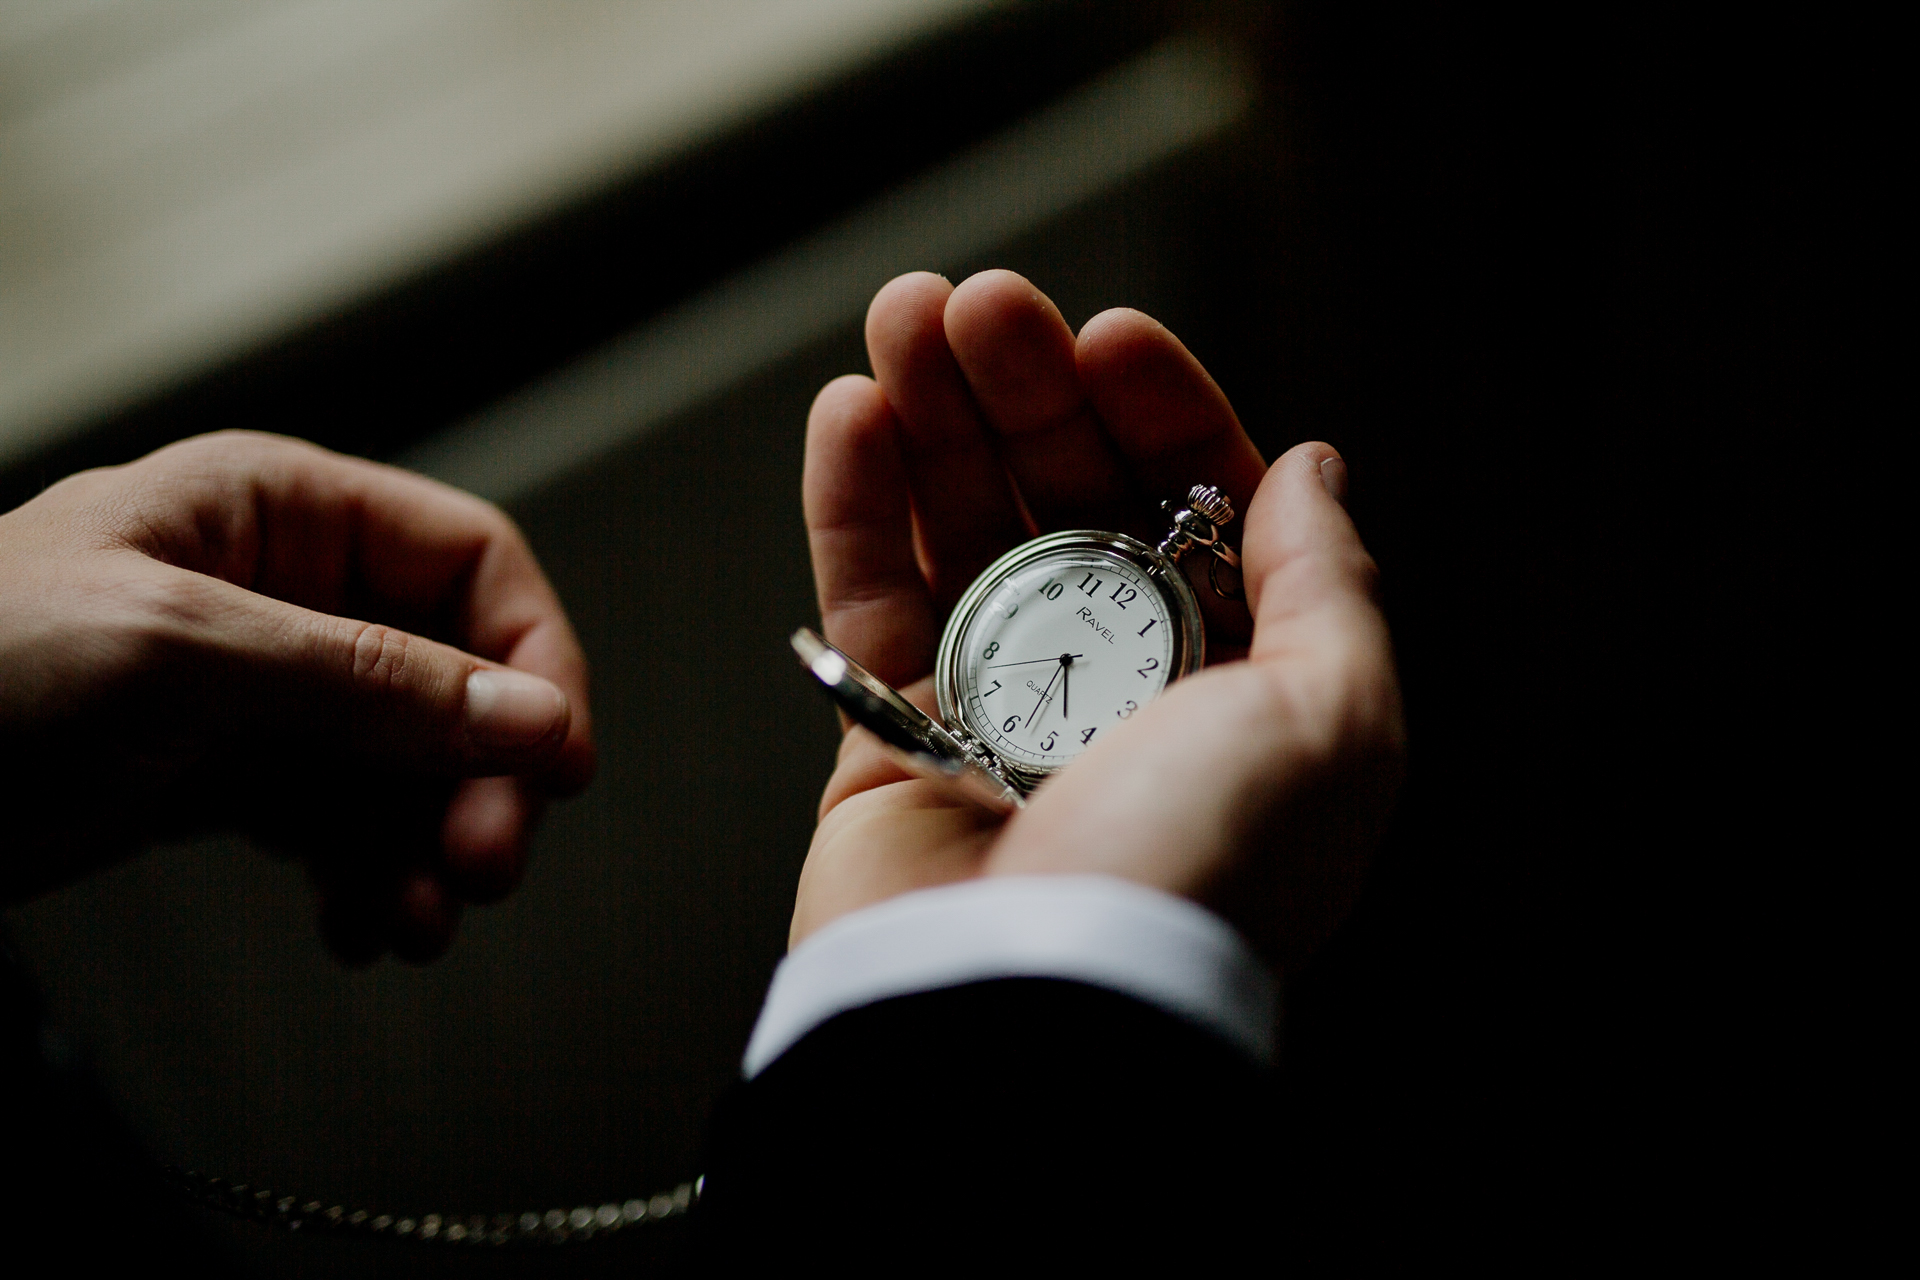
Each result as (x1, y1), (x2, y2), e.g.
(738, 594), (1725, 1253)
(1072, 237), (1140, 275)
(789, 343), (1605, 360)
(168, 1167), (702, 1246)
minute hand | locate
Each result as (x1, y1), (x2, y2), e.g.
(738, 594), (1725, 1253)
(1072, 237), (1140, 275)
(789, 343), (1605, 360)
(1024, 660), (1064, 729)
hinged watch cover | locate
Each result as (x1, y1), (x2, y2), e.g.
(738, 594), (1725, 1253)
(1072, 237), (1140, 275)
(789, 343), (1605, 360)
(790, 628), (1025, 813)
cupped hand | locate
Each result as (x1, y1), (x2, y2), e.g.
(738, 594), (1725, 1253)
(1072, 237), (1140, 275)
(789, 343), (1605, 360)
(0, 432), (595, 963)
(792, 271), (1403, 972)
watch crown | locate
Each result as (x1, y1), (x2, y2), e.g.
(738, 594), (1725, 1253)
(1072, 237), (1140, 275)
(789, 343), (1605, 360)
(1186, 484), (1234, 527)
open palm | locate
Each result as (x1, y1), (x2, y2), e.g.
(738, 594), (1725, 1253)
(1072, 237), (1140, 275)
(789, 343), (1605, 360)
(793, 271), (1403, 972)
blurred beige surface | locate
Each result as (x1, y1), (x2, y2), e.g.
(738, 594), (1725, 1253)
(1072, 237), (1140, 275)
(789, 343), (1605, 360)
(0, 0), (993, 468)
(401, 33), (1252, 502)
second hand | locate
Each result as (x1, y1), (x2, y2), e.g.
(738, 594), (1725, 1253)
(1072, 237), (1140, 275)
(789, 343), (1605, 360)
(1024, 658), (1065, 728)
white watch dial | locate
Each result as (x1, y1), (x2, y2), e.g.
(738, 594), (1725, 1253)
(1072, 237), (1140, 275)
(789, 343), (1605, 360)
(955, 552), (1176, 768)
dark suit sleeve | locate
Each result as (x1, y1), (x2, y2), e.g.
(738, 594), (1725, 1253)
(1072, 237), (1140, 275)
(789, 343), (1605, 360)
(696, 977), (1276, 1262)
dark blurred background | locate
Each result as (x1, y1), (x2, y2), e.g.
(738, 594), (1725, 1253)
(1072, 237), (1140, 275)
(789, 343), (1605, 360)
(1, 0), (1843, 1271)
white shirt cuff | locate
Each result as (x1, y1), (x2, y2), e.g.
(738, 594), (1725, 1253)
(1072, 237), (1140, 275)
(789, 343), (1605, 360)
(742, 874), (1276, 1078)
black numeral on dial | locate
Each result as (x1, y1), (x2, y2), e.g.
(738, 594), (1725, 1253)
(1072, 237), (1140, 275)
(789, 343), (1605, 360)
(1137, 658), (1159, 678)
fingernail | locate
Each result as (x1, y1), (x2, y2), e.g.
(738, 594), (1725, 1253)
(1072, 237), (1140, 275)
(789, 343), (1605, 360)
(1319, 456), (1349, 505)
(465, 669), (565, 748)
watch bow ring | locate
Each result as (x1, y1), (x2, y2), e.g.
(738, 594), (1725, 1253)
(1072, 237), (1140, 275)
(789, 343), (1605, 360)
(793, 484), (1243, 812)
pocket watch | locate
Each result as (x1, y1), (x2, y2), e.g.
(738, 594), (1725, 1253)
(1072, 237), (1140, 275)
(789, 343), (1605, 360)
(792, 484), (1243, 813)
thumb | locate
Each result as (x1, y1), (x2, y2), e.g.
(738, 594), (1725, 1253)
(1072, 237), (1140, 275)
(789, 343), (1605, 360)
(1241, 442), (1382, 656)
(195, 577), (570, 775)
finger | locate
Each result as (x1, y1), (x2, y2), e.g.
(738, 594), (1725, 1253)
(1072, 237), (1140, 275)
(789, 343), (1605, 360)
(444, 505), (595, 797)
(1076, 310), (1267, 643)
(122, 431), (596, 795)
(804, 375), (941, 690)
(289, 776), (466, 965)
(440, 775), (542, 903)
(1241, 444), (1398, 729)
(1075, 309), (1268, 529)
(943, 270), (1134, 530)
(1242, 443), (1378, 627)
(864, 274), (1029, 605)
(166, 566), (573, 776)
(390, 872), (461, 964)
